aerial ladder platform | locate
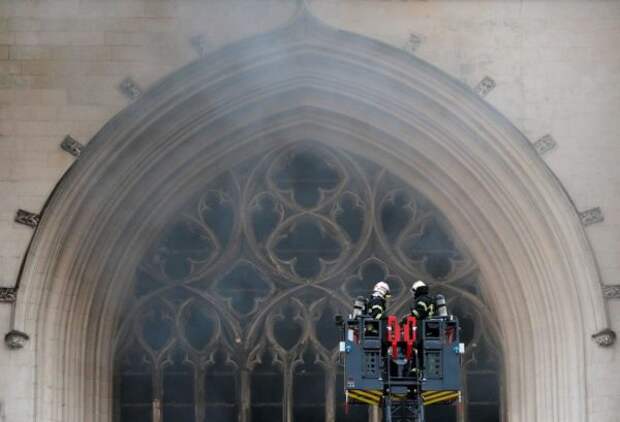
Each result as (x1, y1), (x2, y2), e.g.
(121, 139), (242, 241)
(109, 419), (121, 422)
(337, 312), (463, 422)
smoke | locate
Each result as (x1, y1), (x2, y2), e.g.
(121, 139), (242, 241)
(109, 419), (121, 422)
(50, 1), (500, 421)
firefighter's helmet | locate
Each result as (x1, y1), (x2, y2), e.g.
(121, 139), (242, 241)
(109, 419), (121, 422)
(373, 281), (391, 298)
(411, 280), (428, 297)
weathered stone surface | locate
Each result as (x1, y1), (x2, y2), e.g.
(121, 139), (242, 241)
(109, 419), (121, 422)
(0, 2), (619, 422)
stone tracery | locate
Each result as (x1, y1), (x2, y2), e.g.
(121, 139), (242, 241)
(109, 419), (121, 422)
(114, 142), (502, 422)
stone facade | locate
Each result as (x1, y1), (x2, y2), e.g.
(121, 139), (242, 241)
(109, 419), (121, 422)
(0, 1), (619, 421)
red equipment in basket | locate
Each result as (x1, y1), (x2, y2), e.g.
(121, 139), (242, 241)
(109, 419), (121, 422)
(403, 316), (417, 360)
(386, 316), (400, 359)
(385, 315), (417, 360)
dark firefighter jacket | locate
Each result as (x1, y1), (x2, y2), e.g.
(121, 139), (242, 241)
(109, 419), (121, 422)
(410, 294), (436, 320)
(367, 294), (386, 319)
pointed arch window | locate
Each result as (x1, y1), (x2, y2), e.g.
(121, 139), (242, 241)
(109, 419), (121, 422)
(114, 142), (503, 422)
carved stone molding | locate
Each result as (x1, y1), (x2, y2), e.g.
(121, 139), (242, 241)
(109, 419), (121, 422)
(474, 76), (496, 97)
(118, 77), (142, 101)
(4, 330), (29, 350)
(579, 207), (604, 226)
(591, 328), (616, 347)
(533, 134), (557, 155)
(15, 209), (40, 228)
(0, 287), (17, 303)
(602, 285), (620, 299)
(60, 135), (84, 158)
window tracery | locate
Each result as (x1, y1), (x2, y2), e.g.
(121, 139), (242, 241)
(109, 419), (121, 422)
(114, 141), (502, 422)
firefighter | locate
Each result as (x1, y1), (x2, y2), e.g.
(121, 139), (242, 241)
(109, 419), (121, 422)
(410, 280), (435, 320)
(367, 281), (391, 319)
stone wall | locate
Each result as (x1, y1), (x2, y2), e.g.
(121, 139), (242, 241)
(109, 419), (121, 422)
(0, 1), (618, 421)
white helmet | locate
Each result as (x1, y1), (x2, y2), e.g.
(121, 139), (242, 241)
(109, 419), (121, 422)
(373, 281), (391, 298)
(411, 280), (428, 296)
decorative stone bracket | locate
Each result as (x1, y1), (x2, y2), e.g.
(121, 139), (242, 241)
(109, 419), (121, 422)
(15, 209), (40, 228)
(406, 33), (424, 53)
(602, 285), (620, 299)
(0, 287), (16, 303)
(474, 76), (496, 97)
(592, 328), (616, 347)
(118, 77), (142, 101)
(60, 135), (84, 158)
(4, 330), (29, 350)
(579, 207), (604, 226)
(533, 134), (557, 155)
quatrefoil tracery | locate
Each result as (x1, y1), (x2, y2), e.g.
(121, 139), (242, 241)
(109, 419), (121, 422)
(243, 143), (372, 284)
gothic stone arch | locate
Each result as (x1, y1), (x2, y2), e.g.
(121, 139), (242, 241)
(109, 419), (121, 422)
(12, 10), (607, 422)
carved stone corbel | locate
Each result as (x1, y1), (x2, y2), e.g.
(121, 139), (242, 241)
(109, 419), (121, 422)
(591, 329), (616, 347)
(4, 330), (30, 350)
(602, 285), (620, 299)
(0, 287), (17, 303)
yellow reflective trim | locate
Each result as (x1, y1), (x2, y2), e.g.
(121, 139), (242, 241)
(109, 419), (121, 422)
(348, 392), (380, 406)
(428, 391), (457, 401)
(424, 394), (455, 404)
(422, 390), (457, 401)
(350, 389), (382, 401)
(424, 392), (459, 406)
(421, 391), (441, 399)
